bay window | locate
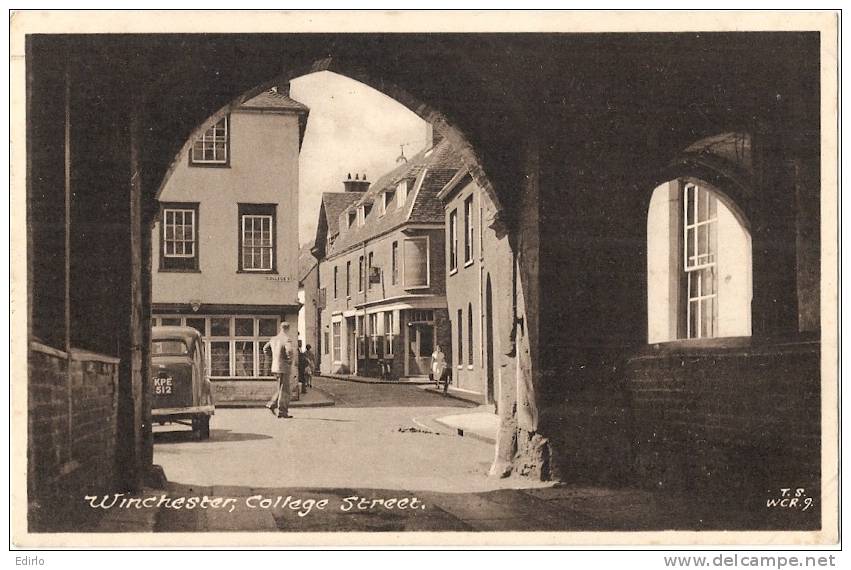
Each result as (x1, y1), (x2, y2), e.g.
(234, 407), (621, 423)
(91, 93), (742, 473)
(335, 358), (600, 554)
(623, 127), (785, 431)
(403, 237), (429, 288)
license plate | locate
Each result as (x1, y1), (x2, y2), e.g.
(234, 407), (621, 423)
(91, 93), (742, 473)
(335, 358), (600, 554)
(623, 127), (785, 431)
(153, 376), (174, 395)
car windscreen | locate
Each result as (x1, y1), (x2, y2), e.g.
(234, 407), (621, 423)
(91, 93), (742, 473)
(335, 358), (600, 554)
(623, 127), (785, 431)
(152, 339), (190, 355)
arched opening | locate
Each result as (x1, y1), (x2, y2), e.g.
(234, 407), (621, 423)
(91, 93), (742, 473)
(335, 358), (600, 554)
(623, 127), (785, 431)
(647, 177), (752, 343)
(147, 66), (516, 503)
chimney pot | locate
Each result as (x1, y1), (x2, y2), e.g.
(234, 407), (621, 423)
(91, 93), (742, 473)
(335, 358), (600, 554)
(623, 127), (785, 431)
(343, 173), (370, 193)
(276, 81), (291, 97)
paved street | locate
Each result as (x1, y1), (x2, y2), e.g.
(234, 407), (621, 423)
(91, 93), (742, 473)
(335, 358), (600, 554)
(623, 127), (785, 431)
(88, 376), (801, 533)
(153, 376), (511, 493)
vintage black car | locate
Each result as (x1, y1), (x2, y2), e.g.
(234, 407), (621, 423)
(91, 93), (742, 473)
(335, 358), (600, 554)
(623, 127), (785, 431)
(151, 326), (215, 439)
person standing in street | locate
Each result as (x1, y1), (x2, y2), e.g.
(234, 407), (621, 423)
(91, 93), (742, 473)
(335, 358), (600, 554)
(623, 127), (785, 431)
(264, 322), (295, 418)
(297, 339), (307, 395)
(304, 344), (316, 388)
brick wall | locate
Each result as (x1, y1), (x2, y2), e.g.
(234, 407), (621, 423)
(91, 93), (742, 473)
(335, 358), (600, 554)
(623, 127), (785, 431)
(625, 340), (820, 497)
(541, 339), (820, 524)
(28, 343), (119, 531)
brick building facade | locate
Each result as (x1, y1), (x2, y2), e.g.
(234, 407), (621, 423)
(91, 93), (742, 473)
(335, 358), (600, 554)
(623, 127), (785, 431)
(438, 170), (514, 407)
(313, 136), (461, 379)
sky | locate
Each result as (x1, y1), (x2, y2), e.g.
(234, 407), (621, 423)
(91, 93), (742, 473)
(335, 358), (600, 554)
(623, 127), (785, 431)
(290, 71), (430, 246)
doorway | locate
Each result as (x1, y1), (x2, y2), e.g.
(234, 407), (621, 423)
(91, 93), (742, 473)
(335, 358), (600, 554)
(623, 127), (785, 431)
(485, 275), (495, 407)
(346, 316), (357, 374)
(406, 310), (436, 377)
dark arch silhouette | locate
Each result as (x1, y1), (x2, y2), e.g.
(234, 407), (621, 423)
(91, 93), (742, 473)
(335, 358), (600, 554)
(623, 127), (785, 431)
(154, 59), (502, 215)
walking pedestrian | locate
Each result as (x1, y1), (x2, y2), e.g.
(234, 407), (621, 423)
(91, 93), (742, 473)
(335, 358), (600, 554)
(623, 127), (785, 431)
(430, 345), (449, 394)
(263, 322), (295, 418)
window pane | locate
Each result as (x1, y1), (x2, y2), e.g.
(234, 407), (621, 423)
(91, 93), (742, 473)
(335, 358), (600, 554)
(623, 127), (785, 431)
(701, 298), (715, 338)
(152, 340), (188, 355)
(210, 342), (230, 376)
(688, 300), (700, 339)
(332, 322), (342, 361)
(707, 221), (717, 256)
(686, 185), (695, 225)
(468, 306), (474, 364)
(235, 318), (254, 336)
(234, 341), (254, 376)
(404, 239), (428, 286)
(258, 318), (278, 337)
(210, 318), (230, 336)
(702, 267), (716, 296)
(161, 317), (181, 326)
(186, 318), (205, 335)
(457, 310), (463, 363)
(697, 224), (708, 258)
(686, 227), (695, 267)
(260, 345), (273, 376)
(698, 187), (709, 222)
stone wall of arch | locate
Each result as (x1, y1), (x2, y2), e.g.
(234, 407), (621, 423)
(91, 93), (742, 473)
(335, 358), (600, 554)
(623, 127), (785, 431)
(26, 32), (821, 509)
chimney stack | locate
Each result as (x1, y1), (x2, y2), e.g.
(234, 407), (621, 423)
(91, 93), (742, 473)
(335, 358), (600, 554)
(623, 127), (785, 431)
(426, 122), (444, 148)
(343, 172), (370, 193)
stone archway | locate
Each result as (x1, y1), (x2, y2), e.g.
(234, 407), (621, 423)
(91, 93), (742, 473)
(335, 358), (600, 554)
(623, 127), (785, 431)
(141, 57), (536, 483)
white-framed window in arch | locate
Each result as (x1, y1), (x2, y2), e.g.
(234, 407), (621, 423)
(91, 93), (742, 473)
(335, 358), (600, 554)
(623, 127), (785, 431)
(647, 179), (752, 343)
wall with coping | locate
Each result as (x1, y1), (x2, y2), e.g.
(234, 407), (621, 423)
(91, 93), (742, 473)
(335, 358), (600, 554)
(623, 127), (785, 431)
(28, 343), (120, 531)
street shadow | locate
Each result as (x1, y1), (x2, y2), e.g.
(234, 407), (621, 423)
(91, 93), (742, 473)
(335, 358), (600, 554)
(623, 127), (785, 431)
(154, 429), (273, 444)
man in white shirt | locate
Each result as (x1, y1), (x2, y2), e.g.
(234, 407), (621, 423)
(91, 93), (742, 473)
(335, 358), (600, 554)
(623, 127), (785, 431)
(264, 322), (295, 418)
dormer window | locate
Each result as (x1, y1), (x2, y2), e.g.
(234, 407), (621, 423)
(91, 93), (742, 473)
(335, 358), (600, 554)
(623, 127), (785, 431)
(357, 205), (366, 226)
(382, 189), (396, 215)
(396, 180), (408, 209)
(348, 210), (357, 228)
(363, 202), (373, 219)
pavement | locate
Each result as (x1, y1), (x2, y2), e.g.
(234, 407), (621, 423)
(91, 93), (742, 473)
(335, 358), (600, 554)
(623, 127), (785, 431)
(432, 409), (498, 444)
(419, 383), (488, 405)
(321, 372), (432, 385)
(87, 376), (814, 534)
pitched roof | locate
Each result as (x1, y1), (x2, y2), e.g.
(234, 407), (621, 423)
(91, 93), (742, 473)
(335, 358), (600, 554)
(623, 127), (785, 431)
(322, 192), (364, 237)
(238, 87), (310, 149)
(322, 138), (463, 258)
(297, 243), (317, 284)
(311, 192), (364, 259)
(240, 89), (310, 114)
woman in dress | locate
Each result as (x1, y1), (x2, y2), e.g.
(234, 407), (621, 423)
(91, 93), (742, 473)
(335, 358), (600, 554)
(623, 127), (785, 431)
(430, 345), (449, 394)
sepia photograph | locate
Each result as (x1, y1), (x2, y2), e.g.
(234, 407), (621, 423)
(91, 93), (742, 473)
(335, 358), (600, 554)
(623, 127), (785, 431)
(9, 9), (840, 548)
